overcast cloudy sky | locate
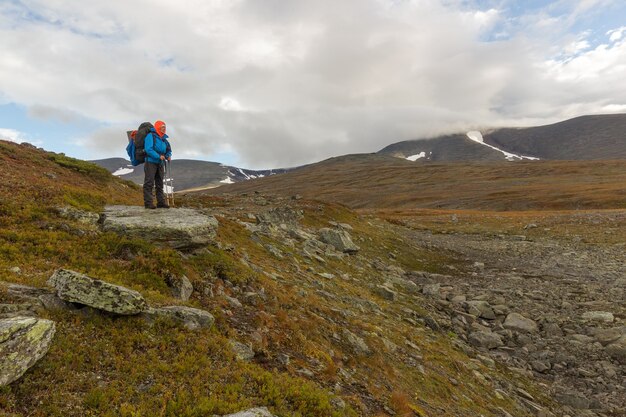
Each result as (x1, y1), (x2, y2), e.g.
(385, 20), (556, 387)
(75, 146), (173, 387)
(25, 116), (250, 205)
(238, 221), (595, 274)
(1, 0), (625, 169)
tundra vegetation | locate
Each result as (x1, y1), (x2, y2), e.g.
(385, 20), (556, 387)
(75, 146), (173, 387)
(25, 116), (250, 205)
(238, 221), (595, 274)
(1, 140), (624, 416)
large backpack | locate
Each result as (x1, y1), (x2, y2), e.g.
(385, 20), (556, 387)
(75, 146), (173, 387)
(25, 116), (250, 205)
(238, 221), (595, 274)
(126, 122), (153, 166)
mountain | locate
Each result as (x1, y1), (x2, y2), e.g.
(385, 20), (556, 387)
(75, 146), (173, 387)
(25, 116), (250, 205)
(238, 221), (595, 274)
(378, 113), (626, 162)
(90, 158), (290, 191)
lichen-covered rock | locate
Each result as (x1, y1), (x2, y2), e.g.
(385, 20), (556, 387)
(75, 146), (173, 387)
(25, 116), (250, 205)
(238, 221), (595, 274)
(318, 228), (359, 253)
(229, 339), (255, 361)
(101, 205), (219, 250)
(143, 306), (215, 330)
(0, 316), (56, 386)
(218, 407), (276, 417)
(48, 269), (147, 315)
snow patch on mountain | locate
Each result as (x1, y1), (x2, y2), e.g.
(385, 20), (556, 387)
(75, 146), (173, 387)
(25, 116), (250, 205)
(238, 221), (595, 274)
(113, 167), (134, 176)
(220, 177), (235, 184)
(466, 131), (539, 161)
(407, 152), (426, 161)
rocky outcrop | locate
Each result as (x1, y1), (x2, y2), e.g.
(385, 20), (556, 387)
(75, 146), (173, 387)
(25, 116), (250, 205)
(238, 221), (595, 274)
(101, 205), (218, 250)
(256, 207), (303, 227)
(318, 228), (359, 253)
(48, 269), (147, 315)
(218, 408), (276, 417)
(0, 316), (56, 386)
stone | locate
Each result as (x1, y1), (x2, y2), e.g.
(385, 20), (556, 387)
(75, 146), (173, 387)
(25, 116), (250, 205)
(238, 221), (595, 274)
(229, 340), (255, 361)
(531, 360), (551, 373)
(0, 316), (56, 386)
(101, 205), (218, 250)
(318, 228), (360, 253)
(54, 206), (100, 225)
(256, 207), (303, 226)
(543, 322), (564, 338)
(468, 331), (504, 349)
(593, 327), (625, 346)
(605, 335), (626, 364)
(48, 269), (147, 315)
(9, 267), (21, 274)
(503, 313), (538, 333)
(219, 407), (276, 417)
(581, 311), (614, 323)
(555, 391), (591, 409)
(374, 285), (396, 301)
(343, 329), (371, 355)
(143, 306), (215, 330)
(422, 283), (441, 297)
(464, 301), (496, 320)
(168, 275), (193, 301)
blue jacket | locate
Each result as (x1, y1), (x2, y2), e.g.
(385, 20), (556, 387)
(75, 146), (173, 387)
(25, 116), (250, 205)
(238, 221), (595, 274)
(144, 129), (172, 164)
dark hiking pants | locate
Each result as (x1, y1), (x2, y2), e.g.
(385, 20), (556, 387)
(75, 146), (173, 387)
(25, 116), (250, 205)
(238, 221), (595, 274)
(143, 162), (166, 206)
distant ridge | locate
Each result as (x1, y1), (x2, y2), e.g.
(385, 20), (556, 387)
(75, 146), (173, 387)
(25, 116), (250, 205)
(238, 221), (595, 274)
(378, 113), (626, 162)
(90, 158), (289, 191)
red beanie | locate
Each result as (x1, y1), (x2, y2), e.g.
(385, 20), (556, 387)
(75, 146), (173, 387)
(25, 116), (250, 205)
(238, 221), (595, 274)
(154, 120), (166, 137)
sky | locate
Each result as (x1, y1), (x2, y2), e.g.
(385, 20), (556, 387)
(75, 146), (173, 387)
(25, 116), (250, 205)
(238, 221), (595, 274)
(0, 0), (625, 169)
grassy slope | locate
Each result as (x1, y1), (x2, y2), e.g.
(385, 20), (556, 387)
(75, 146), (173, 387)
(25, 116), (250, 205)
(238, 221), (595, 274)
(203, 155), (626, 211)
(1, 141), (553, 416)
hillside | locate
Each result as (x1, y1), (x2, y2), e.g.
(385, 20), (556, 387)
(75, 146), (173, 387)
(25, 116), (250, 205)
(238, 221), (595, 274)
(378, 113), (626, 162)
(0, 139), (581, 416)
(202, 153), (626, 211)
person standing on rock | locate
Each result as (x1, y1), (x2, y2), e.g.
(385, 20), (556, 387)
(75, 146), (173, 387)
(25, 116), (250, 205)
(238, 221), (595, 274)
(143, 120), (172, 209)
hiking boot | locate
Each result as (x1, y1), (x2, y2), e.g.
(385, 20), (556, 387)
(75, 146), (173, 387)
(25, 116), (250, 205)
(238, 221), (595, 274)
(145, 204), (156, 209)
(157, 203), (170, 209)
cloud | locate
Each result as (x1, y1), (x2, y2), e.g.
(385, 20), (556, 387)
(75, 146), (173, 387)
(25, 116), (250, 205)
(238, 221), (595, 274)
(0, 128), (26, 143)
(0, 0), (625, 168)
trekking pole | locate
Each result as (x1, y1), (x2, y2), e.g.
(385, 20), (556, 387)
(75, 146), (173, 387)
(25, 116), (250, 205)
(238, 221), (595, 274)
(167, 160), (175, 207)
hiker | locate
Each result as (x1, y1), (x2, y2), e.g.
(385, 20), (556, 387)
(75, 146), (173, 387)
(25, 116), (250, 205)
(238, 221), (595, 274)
(143, 120), (172, 209)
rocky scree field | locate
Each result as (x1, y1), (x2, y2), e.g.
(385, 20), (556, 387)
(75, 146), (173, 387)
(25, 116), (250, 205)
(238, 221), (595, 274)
(0, 139), (571, 416)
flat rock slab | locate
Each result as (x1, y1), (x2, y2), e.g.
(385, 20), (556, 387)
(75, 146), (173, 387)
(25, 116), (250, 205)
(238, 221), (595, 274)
(0, 316), (56, 386)
(101, 205), (218, 250)
(48, 269), (147, 315)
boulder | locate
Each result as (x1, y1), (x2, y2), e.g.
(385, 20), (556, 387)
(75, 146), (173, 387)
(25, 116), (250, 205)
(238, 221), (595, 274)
(318, 228), (360, 253)
(581, 311), (614, 323)
(229, 340), (255, 361)
(593, 327), (625, 346)
(468, 331), (504, 349)
(48, 269), (147, 315)
(219, 407), (276, 417)
(605, 335), (626, 364)
(503, 313), (538, 333)
(464, 301), (496, 320)
(342, 329), (371, 355)
(143, 306), (215, 330)
(0, 316), (56, 386)
(101, 205), (218, 250)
